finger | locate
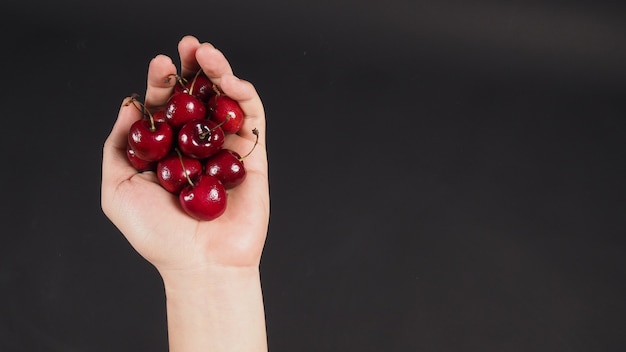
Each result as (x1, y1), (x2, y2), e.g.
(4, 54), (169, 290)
(102, 97), (143, 187)
(178, 35), (202, 78)
(145, 54), (177, 110)
(219, 73), (266, 146)
(195, 43), (234, 87)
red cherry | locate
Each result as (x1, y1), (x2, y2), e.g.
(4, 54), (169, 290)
(152, 109), (167, 123)
(208, 94), (244, 134)
(174, 76), (188, 92)
(174, 71), (215, 103)
(177, 119), (225, 159)
(204, 128), (260, 189)
(189, 73), (216, 102)
(126, 144), (156, 172)
(205, 149), (246, 189)
(179, 174), (227, 221)
(165, 92), (207, 130)
(127, 118), (173, 162)
(157, 150), (203, 193)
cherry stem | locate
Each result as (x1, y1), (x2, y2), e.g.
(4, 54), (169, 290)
(166, 73), (188, 92)
(208, 84), (223, 113)
(211, 114), (230, 131)
(200, 113), (230, 141)
(188, 69), (203, 95)
(198, 125), (212, 140)
(212, 84), (223, 96)
(175, 148), (195, 187)
(240, 128), (260, 160)
(127, 94), (156, 131)
(198, 116), (230, 141)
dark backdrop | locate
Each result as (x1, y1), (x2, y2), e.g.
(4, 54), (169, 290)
(1, 1), (625, 351)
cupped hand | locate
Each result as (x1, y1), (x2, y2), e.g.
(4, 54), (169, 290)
(101, 35), (269, 275)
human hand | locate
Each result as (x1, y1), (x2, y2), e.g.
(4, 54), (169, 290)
(101, 35), (269, 277)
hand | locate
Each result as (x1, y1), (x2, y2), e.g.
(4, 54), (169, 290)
(101, 35), (269, 276)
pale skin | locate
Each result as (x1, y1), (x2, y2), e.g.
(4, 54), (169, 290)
(101, 35), (269, 352)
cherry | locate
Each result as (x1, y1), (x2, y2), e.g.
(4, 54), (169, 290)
(126, 97), (174, 162)
(126, 144), (156, 172)
(179, 174), (227, 221)
(204, 149), (245, 189)
(164, 91), (207, 130)
(151, 109), (167, 123)
(157, 149), (203, 194)
(208, 93), (245, 134)
(205, 128), (259, 189)
(177, 119), (225, 159)
(174, 70), (215, 103)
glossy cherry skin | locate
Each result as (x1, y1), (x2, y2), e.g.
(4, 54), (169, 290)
(157, 151), (203, 194)
(126, 144), (156, 172)
(205, 149), (246, 189)
(127, 119), (173, 162)
(208, 95), (244, 134)
(151, 109), (167, 123)
(177, 119), (225, 159)
(174, 72), (215, 103)
(165, 92), (207, 130)
(179, 174), (227, 221)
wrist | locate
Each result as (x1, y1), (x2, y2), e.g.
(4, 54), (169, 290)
(159, 265), (268, 352)
(159, 265), (261, 293)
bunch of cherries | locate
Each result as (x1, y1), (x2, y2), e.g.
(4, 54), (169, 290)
(125, 70), (258, 221)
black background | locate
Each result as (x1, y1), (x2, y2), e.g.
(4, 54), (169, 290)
(1, 1), (625, 351)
